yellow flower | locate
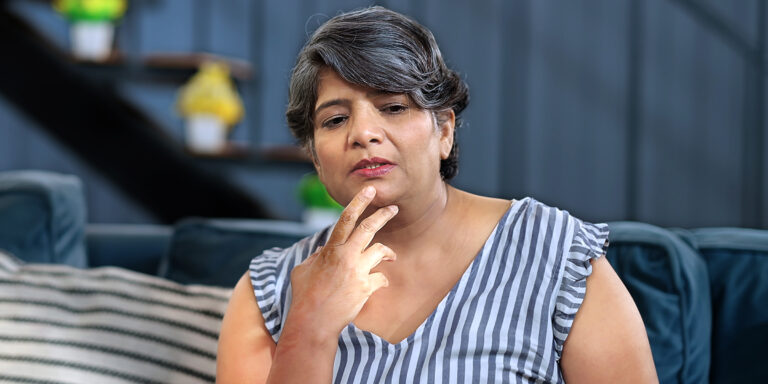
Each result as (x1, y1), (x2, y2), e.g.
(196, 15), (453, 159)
(176, 62), (245, 127)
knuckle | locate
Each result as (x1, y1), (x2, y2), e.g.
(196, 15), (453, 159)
(359, 219), (376, 233)
(355, 193), (370, 204)
(338, 212), (355, 225)
(371, 243), (386, 253)
(372, 243), (394, 256)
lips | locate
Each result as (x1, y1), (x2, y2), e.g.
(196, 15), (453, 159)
(351, 157), (396, 177)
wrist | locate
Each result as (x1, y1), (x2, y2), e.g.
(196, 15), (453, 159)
(269, 315), (338, 384)
(280, 308), (341, 352)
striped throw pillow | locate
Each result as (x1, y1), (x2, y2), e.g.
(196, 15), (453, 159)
(0, 250), (232, 384)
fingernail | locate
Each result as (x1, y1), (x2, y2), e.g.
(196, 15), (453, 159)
(389, 205), (399, 214)
(363, 186), (375, 197)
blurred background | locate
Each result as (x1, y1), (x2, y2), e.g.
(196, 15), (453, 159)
(0, 0), (765, 229)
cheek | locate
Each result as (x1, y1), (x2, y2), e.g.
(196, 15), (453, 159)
(312, 142), (341, 187)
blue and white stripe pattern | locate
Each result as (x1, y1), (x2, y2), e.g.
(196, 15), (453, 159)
(250, 197), (610, 383)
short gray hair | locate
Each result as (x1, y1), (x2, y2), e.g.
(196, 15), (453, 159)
(286, 6), (469, 180)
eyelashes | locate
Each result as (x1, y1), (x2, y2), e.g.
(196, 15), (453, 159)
(319, 103), (410, 129)
(322, 115), (348, 128)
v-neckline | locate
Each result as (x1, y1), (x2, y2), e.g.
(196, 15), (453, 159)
(345, 197), (527, 348)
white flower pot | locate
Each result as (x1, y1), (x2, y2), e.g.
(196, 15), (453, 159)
(185, 114), (228, 153)
(70, 21), (115, 61)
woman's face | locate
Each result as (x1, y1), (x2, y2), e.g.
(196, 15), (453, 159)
(311, 68), (454, 208)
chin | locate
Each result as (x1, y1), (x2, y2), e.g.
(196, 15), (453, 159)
(370, 190), (399, 208)
(369, 196), (389, 208)
(329, 183), (398, 209)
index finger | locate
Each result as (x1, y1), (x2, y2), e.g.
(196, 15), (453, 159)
(327, 186), (376, 246)
(346, 205), (398, 251)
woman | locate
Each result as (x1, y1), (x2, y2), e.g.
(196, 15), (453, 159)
(217, 6), (657, 383)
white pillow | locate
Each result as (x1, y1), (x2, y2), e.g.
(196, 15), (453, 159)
(0, 250), (232, 384)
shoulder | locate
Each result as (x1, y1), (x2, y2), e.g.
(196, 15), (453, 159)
(498, 197), (586, 246)
(559, 252), (658, 382)
(510, 197), (609, 252)
(510, 201), (659, 381)
(508, 198), (614, 352)
(249, 227), (331, 278)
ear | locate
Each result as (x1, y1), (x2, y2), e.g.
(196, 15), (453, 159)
(436, 110), (455, 160)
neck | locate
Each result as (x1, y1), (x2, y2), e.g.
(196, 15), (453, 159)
(373, 182), (456, 251)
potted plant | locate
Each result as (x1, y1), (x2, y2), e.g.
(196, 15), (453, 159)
(176, 62), (244, 154)
(298, 173), (342, 229)
(53, 0), (127, 61)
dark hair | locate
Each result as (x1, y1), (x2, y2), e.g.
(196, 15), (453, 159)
(286, 6), (469, 180)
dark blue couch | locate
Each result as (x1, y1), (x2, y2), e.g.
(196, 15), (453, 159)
(1, 170), (766, 383)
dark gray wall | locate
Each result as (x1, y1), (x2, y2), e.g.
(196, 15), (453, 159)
(1, 0), (765, 228)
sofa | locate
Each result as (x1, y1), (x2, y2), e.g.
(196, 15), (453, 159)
(0, 170), (765, 383)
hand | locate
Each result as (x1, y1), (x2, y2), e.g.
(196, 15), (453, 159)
(287, 186), (398, 341)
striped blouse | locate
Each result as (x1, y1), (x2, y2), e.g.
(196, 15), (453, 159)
(250, 197), (610, 383)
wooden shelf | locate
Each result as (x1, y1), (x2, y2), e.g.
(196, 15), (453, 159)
(188, 144), (314, 171)
(72, 51), (254, 83)
(143, 52), (253, 80)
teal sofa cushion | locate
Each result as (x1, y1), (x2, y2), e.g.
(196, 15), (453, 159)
(607, 222), (711, 384)
(0, 170), (87, 268)
(85, 224), (172, 274)
(690, 228), (768, 384)
(160, 218), (314, 287)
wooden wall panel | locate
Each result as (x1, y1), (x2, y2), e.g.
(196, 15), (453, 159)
(2, 0), (765, 227)
(763, 2), (768, 229)
(637, 0), (746, 227)
(524, 0), (630, 222)
(135, 1), (195, 54)
(700, 0), (760, 45)
(210, 0), (251, 59)
(421, 0), (504, 197)
(258, 0), (307, 146)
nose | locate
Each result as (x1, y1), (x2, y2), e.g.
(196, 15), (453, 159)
(347, 108), (385, 148)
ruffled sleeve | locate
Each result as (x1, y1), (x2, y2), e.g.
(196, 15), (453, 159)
(249, 246), (289, 342)
(552, 219), (610, 358)
(249, 228), (329, 342)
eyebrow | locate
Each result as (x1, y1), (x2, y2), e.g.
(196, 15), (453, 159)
(313, 91), (403, 114)
(314, 99), (348, 114)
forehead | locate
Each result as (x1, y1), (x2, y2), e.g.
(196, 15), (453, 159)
(314, 68), (406, 107)
(316, 68), (370, 102)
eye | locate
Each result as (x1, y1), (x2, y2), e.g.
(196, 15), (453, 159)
(322, 115), (348, 128)
(382, 104), (408, 114)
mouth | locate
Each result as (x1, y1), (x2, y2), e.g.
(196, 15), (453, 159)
(351, 157), (396, 177)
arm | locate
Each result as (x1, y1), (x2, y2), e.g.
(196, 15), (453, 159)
(216, 272), (275, 384)
(216, 272), (342, 384)
(559, 256), (658, 383)
(217, 186), (397, 383)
